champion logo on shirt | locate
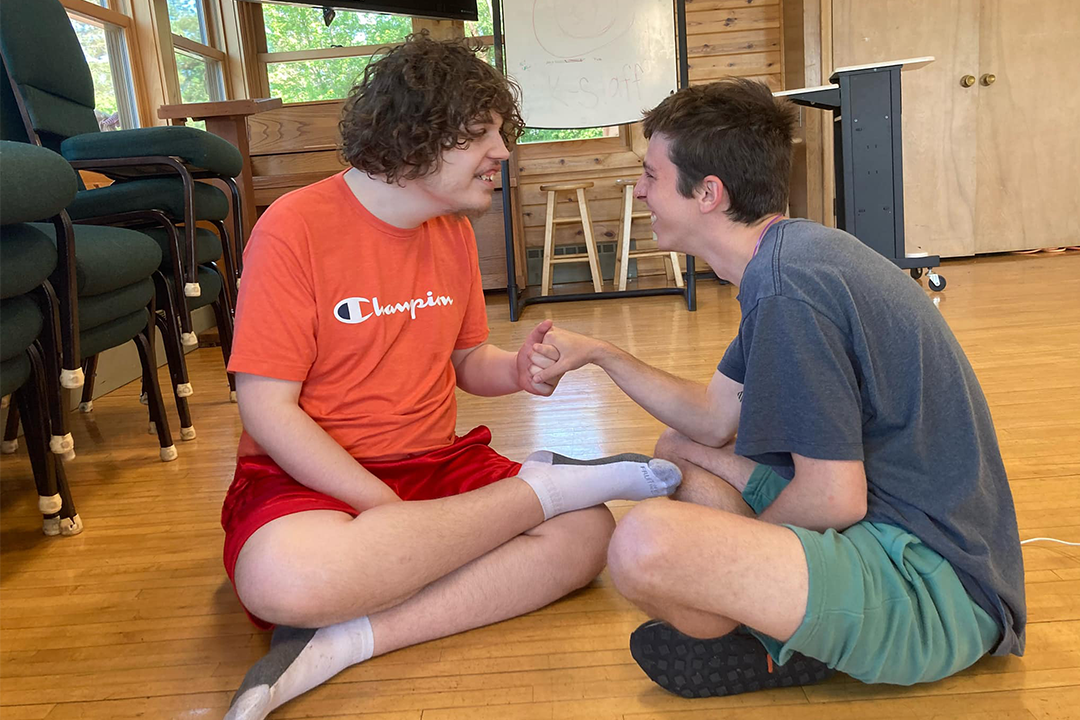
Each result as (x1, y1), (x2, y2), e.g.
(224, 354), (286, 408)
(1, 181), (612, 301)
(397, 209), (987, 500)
(333, 291), (455, 324)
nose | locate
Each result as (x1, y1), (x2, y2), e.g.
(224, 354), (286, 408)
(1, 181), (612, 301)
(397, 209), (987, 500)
(491, 134), (510, 162)
(633, 177), (647, 200)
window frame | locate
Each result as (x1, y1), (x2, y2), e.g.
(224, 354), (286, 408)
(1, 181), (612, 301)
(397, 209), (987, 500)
(163, 0), (228, 102)
(60, 0), (151, 127)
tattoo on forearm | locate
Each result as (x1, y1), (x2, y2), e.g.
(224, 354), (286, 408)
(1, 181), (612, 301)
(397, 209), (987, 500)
(737, 390), (743, 403)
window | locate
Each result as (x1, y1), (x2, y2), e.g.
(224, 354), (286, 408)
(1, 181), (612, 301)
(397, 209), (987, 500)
(260, 5), (412, 104)
(166, 0), (225, 102)
(65, 2), (140, 131)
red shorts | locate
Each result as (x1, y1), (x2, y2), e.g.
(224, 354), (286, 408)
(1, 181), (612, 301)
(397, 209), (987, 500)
(221, 425), (521, 628)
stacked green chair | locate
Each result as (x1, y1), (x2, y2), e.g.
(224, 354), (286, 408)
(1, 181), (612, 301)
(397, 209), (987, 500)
(0, 0), (241, 401)
(0, 141), (81, 534)
(0, 141), (179, 466)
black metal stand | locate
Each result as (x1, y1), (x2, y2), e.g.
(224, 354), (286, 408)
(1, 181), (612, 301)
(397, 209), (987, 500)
(781, 61), (943, 283)
(494, 0), (697, 321)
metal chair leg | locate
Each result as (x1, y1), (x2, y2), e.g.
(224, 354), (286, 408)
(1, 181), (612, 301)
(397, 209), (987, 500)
(133, 306), (177, 462)
(2, 401), (20, 454)
(79, 355), (98, 412)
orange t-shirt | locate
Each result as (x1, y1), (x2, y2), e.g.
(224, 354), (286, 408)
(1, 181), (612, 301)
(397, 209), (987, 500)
(227, 171), (490, 461)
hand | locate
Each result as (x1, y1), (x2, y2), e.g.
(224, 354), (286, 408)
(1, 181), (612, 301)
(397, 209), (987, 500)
(531, 326), (607, 385)
(515, 319), (560, 396)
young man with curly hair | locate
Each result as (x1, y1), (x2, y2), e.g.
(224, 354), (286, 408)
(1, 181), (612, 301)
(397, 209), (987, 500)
(531, 79), (1025, 697)
(220, 33), (681, 720)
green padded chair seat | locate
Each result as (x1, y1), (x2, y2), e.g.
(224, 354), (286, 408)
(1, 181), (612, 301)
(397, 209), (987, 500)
(141, 226), (222, 269)
(66, 178), (230, 223)
(22, 222), (161, 296)
(78, 277), (154, 332)
(0, 141), (77, 224)
(0, 353), (30, 397)
(0, 294), (43, 362)
(166, 265), (222, 312)
(61, 126), (243, 178)
(79, 308), (148, 360)
(0, 223), (57, 299)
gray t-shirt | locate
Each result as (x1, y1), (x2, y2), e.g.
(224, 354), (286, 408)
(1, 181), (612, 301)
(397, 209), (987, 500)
(718, 219), (1025, 657)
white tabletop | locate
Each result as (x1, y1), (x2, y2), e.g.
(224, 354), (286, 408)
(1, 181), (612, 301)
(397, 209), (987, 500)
(832, 56), (934, 75)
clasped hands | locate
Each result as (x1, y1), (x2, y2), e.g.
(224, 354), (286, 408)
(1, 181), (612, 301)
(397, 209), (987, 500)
(515, 319), (606, 397)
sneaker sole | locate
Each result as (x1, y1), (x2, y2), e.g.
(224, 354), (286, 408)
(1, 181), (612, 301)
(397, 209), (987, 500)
(629, 621), (834, 698)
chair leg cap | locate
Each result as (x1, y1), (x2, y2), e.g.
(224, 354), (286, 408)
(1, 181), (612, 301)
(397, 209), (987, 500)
(230, 390), (238, 403)
(1, 439), (18, 454)
(50, 433), (74, 455)
(38, 493), (62, 514)
(182, 332), (199, 346)
(78, 401), (94, 413)
(184, 282), (202, 298)
(177, 382), (194, 398)
(160, 445), (179, 462)
(180, 426), (197, 441)
(61, 449), (76, 462)
(61, 368), (85, 389)
(139, 392), (149, 406)
(61, 514), (84, 536)
(148, 421), (157, 435)
(43, 514), (84, 537)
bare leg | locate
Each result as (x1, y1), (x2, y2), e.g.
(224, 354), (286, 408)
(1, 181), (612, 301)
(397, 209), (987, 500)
(236, 477), (551, 625)
(227, 483), (613, 720)
(654, 428), (757, 516)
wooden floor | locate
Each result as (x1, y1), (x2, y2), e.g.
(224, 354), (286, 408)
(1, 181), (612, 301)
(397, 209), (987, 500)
(2, 252), (1078, 720)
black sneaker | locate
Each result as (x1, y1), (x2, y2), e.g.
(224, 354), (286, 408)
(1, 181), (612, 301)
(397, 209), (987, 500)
(629, 620), (836, 698)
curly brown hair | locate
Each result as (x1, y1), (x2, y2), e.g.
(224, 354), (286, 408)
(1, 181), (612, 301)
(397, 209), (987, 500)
(642, 79), (797, 225)
(339, 32), (525, 184)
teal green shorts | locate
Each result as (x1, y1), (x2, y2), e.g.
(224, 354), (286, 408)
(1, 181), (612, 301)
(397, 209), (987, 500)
(741, 464), (1001, 685)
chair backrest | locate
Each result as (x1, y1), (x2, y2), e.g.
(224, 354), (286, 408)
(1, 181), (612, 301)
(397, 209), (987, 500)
(0, 0), (100, 152)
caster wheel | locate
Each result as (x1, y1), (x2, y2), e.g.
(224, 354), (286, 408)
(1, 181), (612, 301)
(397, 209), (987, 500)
(928, 273), (946, 292)
(909, 268), (924, 280)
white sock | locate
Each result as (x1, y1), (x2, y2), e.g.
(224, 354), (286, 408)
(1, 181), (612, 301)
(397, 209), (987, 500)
(518, 451), (682, 520)
(225, 616), (374, 720)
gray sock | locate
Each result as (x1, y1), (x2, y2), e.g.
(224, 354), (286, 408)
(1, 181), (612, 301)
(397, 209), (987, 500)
(225, 617), (373, 720)
(518, 451), (682, 520)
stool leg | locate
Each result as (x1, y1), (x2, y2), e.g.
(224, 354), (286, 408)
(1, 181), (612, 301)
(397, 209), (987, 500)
(541, 191), (556, 297)
(618, 186), (634, 292)
(670, 252), (684, 288)
(576, 188), (603, 293)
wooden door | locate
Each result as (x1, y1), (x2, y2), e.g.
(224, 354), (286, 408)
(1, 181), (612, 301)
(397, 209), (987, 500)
(974, 0), (1080, 252)
(832, 0), (981, 257)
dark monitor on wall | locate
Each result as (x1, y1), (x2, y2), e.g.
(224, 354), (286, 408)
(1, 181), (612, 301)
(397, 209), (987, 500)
(243, 0), (479, 22)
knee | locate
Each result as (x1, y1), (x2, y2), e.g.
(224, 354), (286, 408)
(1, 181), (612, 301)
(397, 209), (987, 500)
(234, 553), (326, 627)
(653, 428), (686, 462)
(607, 499), (679, 602)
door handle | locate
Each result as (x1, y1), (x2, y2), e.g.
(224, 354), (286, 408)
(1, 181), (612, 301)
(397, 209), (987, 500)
(961, 74), (976, 88)
(981, 73), (996, 86)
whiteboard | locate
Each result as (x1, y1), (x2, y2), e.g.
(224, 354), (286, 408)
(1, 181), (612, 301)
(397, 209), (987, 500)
(503, 0), (678, 129)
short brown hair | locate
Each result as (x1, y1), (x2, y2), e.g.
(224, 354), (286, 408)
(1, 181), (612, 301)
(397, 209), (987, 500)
(339, 32), (525, 184)
(642, 79), (798, 224)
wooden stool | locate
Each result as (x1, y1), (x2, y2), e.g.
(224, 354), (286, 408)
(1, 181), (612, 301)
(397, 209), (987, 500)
(613, 177), (683, 291)
(539, 181), (603, 296)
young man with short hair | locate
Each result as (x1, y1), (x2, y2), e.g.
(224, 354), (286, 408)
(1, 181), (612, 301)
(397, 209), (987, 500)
(532, 78), (1025, 696)
(220, 34), (681, 720)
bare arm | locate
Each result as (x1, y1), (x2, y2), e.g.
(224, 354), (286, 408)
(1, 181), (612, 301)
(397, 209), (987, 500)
(756, 454), (867, 531)
(534, 327), (741, 447)
(452, 320), (562, 397)
(235, 373), (401, 512)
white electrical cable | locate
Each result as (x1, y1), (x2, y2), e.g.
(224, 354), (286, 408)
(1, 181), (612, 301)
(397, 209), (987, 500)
(1020, 537), (1080, 547)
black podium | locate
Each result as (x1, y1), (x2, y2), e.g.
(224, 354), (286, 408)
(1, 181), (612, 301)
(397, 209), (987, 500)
(778, 57), (945, 290)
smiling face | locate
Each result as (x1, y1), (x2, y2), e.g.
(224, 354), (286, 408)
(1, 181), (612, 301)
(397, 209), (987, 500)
(634, 133), (703, 253)
(417, 114), (510, 218)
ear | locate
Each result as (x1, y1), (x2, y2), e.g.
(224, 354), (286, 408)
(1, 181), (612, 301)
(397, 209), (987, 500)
(696, 175), (727, 214)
